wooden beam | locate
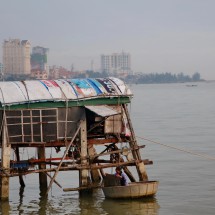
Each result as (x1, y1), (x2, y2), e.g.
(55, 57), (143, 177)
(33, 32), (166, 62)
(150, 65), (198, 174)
(91, 145), (145, 160)
(9, 137), (126, 148)
(0, 159), (153, 178)
(123, 104), (148, 181)
(87, 137), (123, 145)
(63, 184), (102, 192)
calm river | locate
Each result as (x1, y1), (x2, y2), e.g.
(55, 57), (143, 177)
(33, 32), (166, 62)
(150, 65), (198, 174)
(1, 82), (215, 215)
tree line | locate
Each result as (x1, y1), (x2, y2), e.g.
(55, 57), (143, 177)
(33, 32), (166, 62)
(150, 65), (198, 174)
(2, 70), (202, 84)
(124, 72), (202, 84)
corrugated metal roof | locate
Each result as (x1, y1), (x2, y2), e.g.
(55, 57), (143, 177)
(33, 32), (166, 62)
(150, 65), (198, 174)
(0, 78), (132, 107)
(85, 105), (121, 117)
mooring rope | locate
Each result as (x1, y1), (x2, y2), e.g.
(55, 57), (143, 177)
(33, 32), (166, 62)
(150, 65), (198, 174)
(136, 136), (215, 161)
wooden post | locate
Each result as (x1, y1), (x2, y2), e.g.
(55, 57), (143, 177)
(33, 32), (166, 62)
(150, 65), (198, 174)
(123, 104), (148, 181)
(79, 119), (89, 187)
(88, 145), (101, 183)
(38, 147), (47, 192)
(0, 120), (11, 200)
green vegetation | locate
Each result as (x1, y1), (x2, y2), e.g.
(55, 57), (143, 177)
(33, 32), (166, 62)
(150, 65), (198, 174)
(73, 71), (202, 84)
(73, 70), (109, 79)
(124, 72), (202, 84)
(2, 70), (203, 84)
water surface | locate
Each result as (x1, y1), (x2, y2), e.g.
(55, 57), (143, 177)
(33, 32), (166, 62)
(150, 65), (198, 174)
(1, 82), (215, 215)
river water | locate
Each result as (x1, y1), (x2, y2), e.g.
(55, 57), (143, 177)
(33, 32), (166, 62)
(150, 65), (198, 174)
(1, 82), (215, 215)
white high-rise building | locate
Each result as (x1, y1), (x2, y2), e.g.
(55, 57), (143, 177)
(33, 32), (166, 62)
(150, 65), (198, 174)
(101, 52), (132, 75)
(3, 39), (31, 75)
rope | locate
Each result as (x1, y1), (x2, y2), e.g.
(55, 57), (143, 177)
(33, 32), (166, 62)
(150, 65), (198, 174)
(136, 136), (215, 161)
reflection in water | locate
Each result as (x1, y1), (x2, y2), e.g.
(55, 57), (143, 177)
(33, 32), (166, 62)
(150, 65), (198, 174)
(101, 197), (160, 215)
(78, 189), (105, 215)
(0, 199), (10, 215)
(0, 187), (160, 214)
(38, 195), (48, 215)
(17, 187), (24, 215)
(78, 189), (160, 215)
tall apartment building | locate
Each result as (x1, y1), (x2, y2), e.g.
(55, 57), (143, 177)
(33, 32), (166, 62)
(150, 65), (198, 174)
(31, 46), (49, 72)
(3, 39), (31, 75)
(101, 52), (132, 75)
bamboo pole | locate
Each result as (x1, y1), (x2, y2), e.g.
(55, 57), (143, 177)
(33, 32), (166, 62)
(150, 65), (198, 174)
(45, 172), (62, 188)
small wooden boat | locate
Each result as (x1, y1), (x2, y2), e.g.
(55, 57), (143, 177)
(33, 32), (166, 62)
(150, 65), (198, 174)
(102, 181), (159, 199)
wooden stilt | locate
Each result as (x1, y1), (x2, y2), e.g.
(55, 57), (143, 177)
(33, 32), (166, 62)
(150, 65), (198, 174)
(123, 104), (148, 181)
(38, 147), (47, 192)
(88, 145), (101, 183)
(80, 119), (89, 187)
(15, 147), (25, 187)
(0, 119), (11, 200)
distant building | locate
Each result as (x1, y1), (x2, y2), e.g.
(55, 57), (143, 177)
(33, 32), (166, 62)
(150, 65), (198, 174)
(0, 63), (3, 81)
(31, 46), (49, 75)
(3, 39), (31, 75)
(101, 52), (132, 75)
(31, 70), (48, 80)
(49, 66), (74, 79)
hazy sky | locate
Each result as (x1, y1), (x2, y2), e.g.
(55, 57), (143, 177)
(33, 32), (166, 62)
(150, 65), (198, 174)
(0, 0), (215, 80)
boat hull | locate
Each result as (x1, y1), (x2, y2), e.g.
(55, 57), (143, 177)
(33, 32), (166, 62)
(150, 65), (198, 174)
(102, 181), (158, 199)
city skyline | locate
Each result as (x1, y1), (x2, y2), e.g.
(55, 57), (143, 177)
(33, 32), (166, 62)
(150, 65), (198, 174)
(0, 0), (215, 80)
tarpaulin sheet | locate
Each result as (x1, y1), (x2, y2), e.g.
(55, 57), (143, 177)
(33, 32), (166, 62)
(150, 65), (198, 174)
(0, 78), (132, 106)
(55, 80), (77, 99)
(70, 79), (97, 97)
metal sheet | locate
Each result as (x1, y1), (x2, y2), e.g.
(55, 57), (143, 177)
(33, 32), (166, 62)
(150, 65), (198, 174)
(85, 105), (120, 117)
